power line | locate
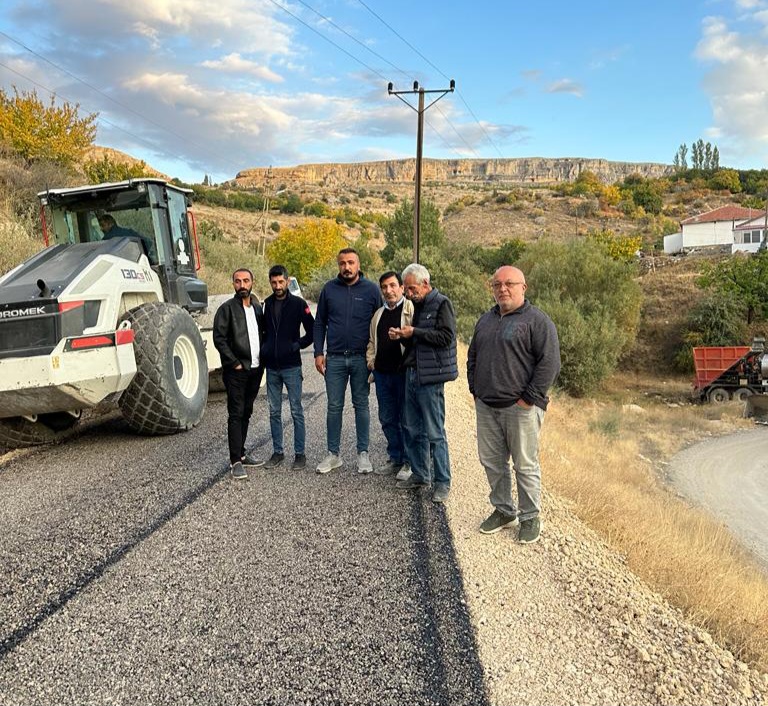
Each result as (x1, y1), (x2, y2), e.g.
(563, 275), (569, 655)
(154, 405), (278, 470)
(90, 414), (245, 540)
(353, 0), (505, 159)
(0, 30), (242, 176)
(268, 0), (468, 158)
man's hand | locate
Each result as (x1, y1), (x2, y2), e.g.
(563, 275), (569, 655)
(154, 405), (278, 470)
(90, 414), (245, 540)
(314, 355), (326, 376)
(516, 400), (533, 409)
(389, 325), (414, 340)
(234, 363), (243, 371)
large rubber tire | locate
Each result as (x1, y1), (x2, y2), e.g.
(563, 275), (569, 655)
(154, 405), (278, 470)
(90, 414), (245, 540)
(707, 387), (730, 404)
(733, 388), (753, 402)
(119, 302), (208, 435)
(0, 413), (80, 448)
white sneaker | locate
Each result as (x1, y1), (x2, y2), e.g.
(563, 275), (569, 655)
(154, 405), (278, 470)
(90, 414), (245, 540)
(395, 463), (412, 481)
(357, 451), (373, 474)
(316, 453), (343, 474)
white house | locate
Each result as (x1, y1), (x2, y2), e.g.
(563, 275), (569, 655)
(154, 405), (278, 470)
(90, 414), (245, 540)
(732, 213), (768, 254)
(664, 205), (758, 254)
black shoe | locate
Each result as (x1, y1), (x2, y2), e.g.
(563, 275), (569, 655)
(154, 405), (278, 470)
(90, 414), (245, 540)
(231, 461), (248, 480)
(263, 452), (285, 469)
(518, 517), (541, 544)
(241, 454), (264, 467)
(292, 454), (307, 470)
(432, 484), (450, 503)
(396, 477), (430, 490)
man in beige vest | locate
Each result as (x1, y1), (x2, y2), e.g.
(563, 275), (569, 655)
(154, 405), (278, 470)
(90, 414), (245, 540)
(366, 271), (413, 479)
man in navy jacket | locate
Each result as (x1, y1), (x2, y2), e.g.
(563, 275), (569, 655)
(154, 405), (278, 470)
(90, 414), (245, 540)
(260, 265), (315, 470)
(313, 248), (382, 474)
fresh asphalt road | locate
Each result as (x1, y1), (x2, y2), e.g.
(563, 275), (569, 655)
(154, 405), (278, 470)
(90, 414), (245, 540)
(0, 350), (488, 706)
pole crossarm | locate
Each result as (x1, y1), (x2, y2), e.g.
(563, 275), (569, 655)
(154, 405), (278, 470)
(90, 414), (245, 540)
(387, 80), (455, 263)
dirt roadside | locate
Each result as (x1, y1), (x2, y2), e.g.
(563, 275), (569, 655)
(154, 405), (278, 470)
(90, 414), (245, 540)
(443, 356), (768, 705)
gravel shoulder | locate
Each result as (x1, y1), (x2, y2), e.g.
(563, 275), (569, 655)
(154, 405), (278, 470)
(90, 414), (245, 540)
(442, 353), (768, 705)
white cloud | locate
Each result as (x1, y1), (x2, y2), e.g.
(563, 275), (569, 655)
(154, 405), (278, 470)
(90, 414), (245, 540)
(696, 9), (768, 162)
(200, 53), (284, 83)
(546, 78), (584, 97)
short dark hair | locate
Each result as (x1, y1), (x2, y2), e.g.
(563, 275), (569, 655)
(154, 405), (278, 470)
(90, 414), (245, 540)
(232, 268), (254, 280)
(269, 265), (288, 279)
(338, 247), (358, 257)
(379, 270), (402, 286)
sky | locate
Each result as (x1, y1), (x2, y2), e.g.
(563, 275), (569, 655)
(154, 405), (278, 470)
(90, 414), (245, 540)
(1, 0), (767, 184)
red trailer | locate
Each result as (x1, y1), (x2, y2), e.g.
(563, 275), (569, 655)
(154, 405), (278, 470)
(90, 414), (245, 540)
(693, 340), (768, 403)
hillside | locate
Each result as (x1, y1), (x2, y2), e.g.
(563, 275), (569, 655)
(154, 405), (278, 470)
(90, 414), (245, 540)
(234, 156), (672, 189)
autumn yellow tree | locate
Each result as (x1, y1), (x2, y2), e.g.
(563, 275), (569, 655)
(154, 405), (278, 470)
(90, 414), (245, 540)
(84, 154), (151, 183)
(267, 219), (348, 282)
(0, 87), (97, 166)
(586, 228), (643, 262)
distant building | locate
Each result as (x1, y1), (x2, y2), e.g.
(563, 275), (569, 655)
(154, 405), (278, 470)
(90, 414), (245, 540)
(664, 205), (758, 254)
(732, 213), (768, 254)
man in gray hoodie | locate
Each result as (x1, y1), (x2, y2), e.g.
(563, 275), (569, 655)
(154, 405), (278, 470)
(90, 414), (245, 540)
(467, 265), (560, 544)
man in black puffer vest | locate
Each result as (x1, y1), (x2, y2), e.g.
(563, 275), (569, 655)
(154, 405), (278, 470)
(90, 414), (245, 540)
(389, 263), (458, 504)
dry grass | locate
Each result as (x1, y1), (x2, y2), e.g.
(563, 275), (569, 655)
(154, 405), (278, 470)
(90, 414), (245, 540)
(541, 380), (768, 669)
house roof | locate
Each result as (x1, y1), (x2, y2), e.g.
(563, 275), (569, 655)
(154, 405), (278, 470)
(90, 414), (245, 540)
(733, 213), (768, 230)
(681, 205), (758, 225)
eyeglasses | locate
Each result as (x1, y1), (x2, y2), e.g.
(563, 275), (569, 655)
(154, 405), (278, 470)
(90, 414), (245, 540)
(491, 281), (524, 291)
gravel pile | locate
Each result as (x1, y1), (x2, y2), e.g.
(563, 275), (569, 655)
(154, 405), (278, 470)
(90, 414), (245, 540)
(443, 369), (768, 705)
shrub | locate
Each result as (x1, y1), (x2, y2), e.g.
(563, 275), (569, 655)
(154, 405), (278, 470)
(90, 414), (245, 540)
(517, 240), (643, 396)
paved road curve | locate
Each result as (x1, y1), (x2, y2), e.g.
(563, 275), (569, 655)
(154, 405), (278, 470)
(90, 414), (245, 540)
(0, 350), (488, 705)
(668, 427), (768, 571)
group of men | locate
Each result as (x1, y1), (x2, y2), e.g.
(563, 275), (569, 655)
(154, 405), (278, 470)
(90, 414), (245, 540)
(212, 248), (560, 544)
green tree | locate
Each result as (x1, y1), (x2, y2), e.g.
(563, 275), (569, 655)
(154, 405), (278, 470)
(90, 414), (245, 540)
(0, 87), (97, 166)
(516, 240), (643, 396)
(697, 251), (768, 324)
(674, 292), (747, 372)
(381, 198), (443, 263)
(266, 219), (347, 283)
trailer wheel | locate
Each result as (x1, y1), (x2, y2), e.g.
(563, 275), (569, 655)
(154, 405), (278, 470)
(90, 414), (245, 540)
(0, 413), (80, 448)
(707, 387), (730, 404)
(733, 388), (753, 402)
(119, 302), (208, 435)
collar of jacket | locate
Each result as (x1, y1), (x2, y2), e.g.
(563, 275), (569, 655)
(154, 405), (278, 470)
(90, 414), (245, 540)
(231, 292), (261, 308)
(493, 299), (529, 316)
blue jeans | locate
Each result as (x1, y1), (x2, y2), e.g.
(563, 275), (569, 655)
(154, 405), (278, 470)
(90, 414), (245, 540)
(403, 368), (450, 487)
(373, 370), (408, 465)
(266, 366), (305, 455)
(325, 354), (370, 455)
(475, 399), (544, 521)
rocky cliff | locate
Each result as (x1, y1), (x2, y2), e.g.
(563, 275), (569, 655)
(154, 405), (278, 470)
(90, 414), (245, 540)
(235, 157), (672, 188)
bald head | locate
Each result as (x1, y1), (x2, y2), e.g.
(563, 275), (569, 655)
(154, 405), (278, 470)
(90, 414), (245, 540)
(491, 265), (527, 314)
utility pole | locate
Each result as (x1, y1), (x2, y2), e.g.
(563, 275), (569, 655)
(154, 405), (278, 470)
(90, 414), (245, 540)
(388, 79), (455, 263)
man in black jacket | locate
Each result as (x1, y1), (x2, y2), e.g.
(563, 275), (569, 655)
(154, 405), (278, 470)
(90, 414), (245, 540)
(260, 265), (315, 470)
(213, 268), (266, 480)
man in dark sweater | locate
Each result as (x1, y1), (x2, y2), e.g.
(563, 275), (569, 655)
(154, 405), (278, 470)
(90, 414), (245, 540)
(313, 249), (382, 474)
(390, 263), (458, 504)
(366, 271), (414, 479)
(467, 265), (560, 544)
(213, 268), (266, 480)
(260, 265), (315, 470)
